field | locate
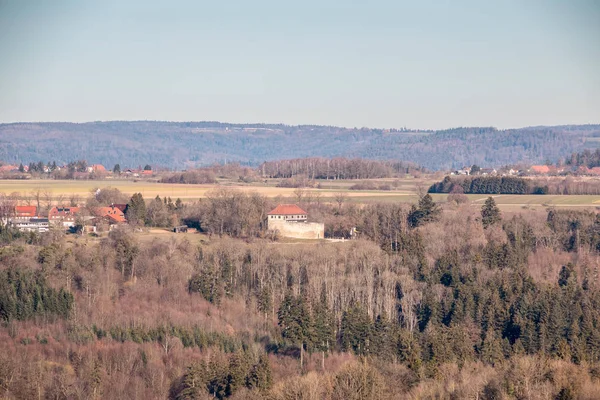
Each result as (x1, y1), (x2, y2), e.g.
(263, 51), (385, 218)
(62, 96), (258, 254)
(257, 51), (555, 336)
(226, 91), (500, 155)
(2, 178), (600, 209)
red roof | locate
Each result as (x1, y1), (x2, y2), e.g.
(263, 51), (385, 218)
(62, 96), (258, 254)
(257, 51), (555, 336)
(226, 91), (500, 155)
(15, 206), (37, 217)
(530, 165), (550, 174)
(91, 164), (107, 172)
(95, 206), (126, 223)
(267, 204), (307, 215)
(49, 207), (81, 218)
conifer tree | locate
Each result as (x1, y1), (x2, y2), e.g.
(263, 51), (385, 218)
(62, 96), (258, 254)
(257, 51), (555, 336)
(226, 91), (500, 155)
(340, 303), (372, 356)
(126, 193), (146, 226)
(246, 354), (272, 391)
(312, 286), (335, 369)
(481, 196), (501, 228)
(408, 194), (441, 228)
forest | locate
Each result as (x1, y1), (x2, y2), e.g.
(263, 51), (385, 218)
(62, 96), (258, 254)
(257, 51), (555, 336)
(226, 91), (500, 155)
(2, 189), (600, 399)
(429, 175), (600, 196)
(1, 121), (599, 170)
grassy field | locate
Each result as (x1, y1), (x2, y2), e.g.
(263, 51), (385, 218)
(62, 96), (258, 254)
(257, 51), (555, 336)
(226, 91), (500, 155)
(0, 178), (426, 201)
(2, 179), (600, 209)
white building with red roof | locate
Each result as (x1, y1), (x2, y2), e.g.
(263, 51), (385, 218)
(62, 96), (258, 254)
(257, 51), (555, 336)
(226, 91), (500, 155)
(267, 204), (324, 239)
(267, 204), (308, 222)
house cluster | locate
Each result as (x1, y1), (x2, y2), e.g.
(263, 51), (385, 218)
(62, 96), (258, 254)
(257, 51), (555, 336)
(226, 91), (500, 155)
(6, 204), (128, 233)
(0, 163), (155, 179)
(450, 166), (499, 176)
(527, 165), (600, 176)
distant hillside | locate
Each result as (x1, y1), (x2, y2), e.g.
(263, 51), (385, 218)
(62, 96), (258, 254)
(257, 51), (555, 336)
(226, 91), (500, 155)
(1, 121), (599, 170)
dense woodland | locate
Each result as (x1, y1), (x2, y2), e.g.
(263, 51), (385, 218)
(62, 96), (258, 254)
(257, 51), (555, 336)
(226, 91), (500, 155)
(3, 189), (600, 398)
(1, 122), (599, 170)
(430, 175), (600, 196)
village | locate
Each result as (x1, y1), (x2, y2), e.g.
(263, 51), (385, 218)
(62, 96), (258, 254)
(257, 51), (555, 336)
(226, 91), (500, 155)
(2, 198), (326, 240)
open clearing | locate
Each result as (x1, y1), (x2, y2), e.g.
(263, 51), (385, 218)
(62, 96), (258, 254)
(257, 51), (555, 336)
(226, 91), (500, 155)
(1, 179), (600, 209)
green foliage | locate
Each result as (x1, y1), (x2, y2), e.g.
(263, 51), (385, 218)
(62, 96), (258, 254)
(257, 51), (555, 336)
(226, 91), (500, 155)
(246, 354), (272, 391)
(277, 292), (313, 349)
(0, 268), (73, 321)
(481, 197), (501, 228)
(430, 176), (531, 194)
(408, 194), (441, 228)
(188, 268), (222, 305)
(0, 222), (28, 245)
(126, 193), (146, 226)
(340, 303), (372, 356)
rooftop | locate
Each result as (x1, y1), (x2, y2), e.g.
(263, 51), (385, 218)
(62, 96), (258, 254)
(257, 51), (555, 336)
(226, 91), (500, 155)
(267, 204), (307, 216)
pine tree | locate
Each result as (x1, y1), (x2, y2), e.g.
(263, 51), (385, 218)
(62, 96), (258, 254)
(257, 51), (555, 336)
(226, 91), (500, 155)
(246, 354), (272, 391)
(481, 197), (501, 228)
(408, 194), (441, 228)
(312, 288), (335, 369)
(340, 303), (372, 356)
(372, 314), (395, 361)
(126, 193), (147, 226)
(277, 292), (314, 367)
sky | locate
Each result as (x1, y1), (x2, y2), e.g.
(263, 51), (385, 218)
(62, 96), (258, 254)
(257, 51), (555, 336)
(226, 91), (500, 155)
(0, 0), (598, 130)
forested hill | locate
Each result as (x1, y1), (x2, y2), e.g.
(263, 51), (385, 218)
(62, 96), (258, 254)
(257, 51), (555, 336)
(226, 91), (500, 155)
(1, 121), (599, 170)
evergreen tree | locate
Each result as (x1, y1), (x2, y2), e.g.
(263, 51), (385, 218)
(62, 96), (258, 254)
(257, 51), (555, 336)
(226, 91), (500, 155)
(113, 164), (121, 174)
(558, 263), (577, 288)
(481, 197), (501, 228)
(246, 354), (272, 391)
(340, 303), (372, 356)
(18, 163), (24, 173)
(173, 362), (208, 400)
(371, 314), (396, 361)
(126, 193), (147, 226)
(277, 292), (314, 367)
(312, 286), (335, 369)
(408, 194), (441, 228)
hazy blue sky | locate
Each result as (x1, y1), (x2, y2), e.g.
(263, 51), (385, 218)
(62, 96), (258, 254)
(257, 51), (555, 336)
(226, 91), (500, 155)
(0, 0), (598, 129)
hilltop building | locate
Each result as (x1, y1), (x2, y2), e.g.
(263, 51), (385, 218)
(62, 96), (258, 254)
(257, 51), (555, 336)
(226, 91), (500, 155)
(267, 204), (324, 239)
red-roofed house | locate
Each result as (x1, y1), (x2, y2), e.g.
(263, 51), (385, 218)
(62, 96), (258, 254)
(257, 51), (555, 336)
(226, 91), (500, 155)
(267, 204), (308, 222)
(49, 206), (81, 227)
(15, 206), (37, 217)
(95, 205), (126, 224)
(529, 165), (551, 174)
(87, 164), (107, 173)
(267, 204), (323, 239)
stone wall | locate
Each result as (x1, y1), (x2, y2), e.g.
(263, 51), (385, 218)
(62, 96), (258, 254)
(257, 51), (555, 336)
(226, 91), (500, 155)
(268, 220), (325, 239)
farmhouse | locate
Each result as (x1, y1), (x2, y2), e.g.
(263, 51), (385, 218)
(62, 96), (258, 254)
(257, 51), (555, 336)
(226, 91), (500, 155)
(267, 204), (324, 239)
(49, 206), (81, 227)
(94, 205), (126, 224)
